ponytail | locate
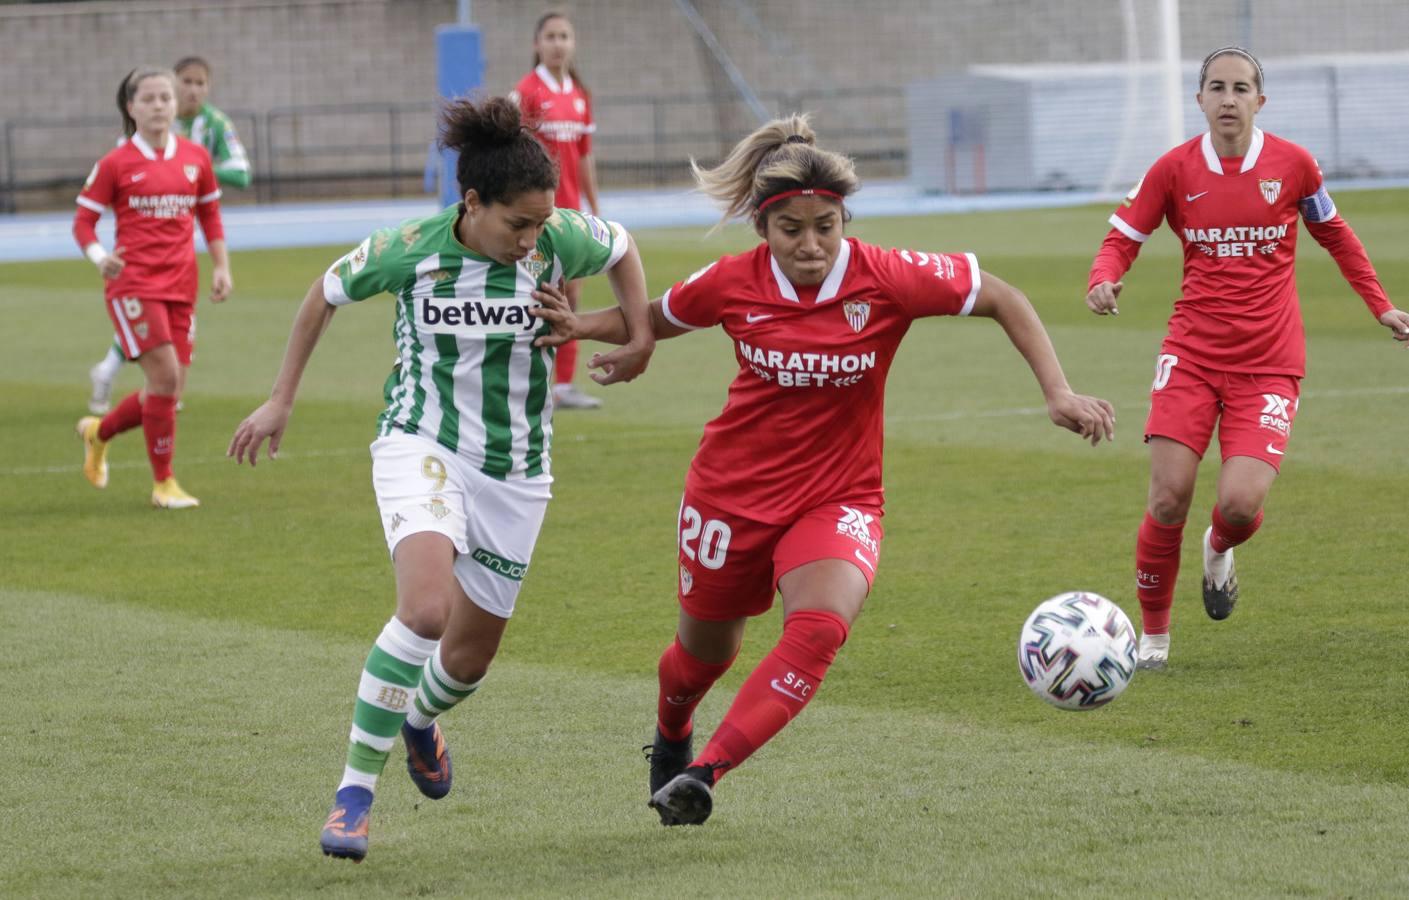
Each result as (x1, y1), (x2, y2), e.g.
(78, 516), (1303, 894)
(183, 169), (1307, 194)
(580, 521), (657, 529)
(691, 114), (858, 230)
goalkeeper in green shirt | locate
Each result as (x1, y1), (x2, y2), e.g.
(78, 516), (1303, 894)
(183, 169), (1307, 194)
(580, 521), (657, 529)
(87, 56), (251, 413)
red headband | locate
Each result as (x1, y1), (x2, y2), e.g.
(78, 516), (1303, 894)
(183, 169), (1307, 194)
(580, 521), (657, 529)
(756, 188), (843, 213)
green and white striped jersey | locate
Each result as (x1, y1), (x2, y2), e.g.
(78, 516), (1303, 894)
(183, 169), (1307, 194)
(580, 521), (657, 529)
(324, 204), (630, 480)
(176, 102), (251, 189)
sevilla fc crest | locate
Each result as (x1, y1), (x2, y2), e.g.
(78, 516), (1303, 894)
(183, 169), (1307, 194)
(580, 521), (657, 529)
(843, 300), (871, 333)
(1259, 178), (1282, 204)
(679, 565), (693, 596)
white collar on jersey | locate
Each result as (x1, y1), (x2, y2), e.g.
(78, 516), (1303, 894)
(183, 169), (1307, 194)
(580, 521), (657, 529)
(769, 238), (852, 304)
(130, 132), (177, 161)
(534, 63), (573, 94)
(1200, 127), (1264, 175)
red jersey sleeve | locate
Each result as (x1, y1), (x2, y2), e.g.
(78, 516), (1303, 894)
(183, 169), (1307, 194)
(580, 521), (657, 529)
(579, 93), (594, 157)
(508, 75), (537, 123)
(194, 151), (225, 242)
(660, 260), (729, 330)
(1090, 156), (1170, 288)
(879, 247), (980, 318)
(1293, 148), (1393, 319)
(73, 156), (114, 249)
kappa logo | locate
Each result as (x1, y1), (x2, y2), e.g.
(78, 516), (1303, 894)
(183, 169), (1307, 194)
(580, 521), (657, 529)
(842, 299), (870, 333)
(1259, 178), (1283, 204)
(389, 512), (407, 533)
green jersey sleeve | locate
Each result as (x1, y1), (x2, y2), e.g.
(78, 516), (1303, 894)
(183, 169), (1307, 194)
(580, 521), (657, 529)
(543, 208), (630, 282)
(204, 105), (252, 189)
(323, 227), (406, 306)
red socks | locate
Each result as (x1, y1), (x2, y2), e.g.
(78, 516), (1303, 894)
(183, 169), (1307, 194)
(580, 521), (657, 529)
(99, 391), (144, 442)
(691, 609), (849, 782)
(1211, 505), (1263, 553)
(142, 393), (178, 482)
(1135, 512), (1184, 635)
(555, 340), (578, 386)
(656, 637), (735, 742)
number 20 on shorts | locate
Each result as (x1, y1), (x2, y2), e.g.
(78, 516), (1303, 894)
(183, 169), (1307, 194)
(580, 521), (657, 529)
(680, 505), (732, 570)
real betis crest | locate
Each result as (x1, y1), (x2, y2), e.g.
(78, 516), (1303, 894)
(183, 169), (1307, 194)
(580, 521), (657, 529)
(843, 299), (871, 333)
(1259, 178), (1282, 204)
(520, 249), (549, 279)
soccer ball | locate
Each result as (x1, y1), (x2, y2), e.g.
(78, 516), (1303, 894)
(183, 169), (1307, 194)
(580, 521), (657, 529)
(1017, 591), (1137, 711)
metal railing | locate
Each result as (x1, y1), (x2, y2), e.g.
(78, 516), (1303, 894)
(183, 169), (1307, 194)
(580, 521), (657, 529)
(0, 85), (906, 213)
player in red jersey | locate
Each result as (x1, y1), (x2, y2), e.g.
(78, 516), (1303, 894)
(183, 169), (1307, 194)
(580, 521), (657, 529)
(73, 66), (232, 509)
(510, 10), (602, 409)
(531, 115), (1116, 825)
(1086, 47), (1409, 670)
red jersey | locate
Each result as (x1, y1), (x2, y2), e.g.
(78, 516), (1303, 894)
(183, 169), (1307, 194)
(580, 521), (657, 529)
(74, 133), (223, 304)
(510, 65), (594, 210)
(1092, 128), (1390, 376)
(662, 238), (980, 524)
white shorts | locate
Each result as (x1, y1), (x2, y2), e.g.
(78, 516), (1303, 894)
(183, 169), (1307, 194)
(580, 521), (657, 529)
(370, 432), (552, 619)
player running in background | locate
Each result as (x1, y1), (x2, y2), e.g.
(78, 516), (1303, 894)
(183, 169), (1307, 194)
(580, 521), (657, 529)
(531, 114), (1115, 826)
(88, 55), (251, 414)
(1085, 47), (1409, 670)
(74, 65), (231, 509)
(509, 10), (603, 409)
(228, 97), (654, 862)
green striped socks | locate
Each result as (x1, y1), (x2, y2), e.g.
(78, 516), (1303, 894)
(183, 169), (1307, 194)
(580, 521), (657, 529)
(405, 647), (482, 730)
(338, 618), (437, 794)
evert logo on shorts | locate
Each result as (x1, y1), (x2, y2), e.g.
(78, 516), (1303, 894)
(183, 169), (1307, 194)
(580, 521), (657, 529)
(1259, 393), (1293, 435)
(472, 547), (528, 582)
(836, 506), (878, 554)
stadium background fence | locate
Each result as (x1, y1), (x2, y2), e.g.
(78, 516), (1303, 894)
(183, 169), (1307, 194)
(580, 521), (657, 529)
(2, 0), (1407, 212)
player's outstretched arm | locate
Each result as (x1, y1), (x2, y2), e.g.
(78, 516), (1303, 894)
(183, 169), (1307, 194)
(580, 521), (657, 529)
(591, 233), (655, 385)
(228, 276), (337, 466)
(531, 282), (689, 348)
(971, 270), (1116, 446)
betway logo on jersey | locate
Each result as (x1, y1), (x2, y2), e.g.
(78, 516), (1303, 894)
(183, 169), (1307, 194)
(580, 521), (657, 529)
(1182, 223), (1289, 258)
(736, 339), (875, 388)
(127, 194), (196, 219)
(420, 296), (538, 335)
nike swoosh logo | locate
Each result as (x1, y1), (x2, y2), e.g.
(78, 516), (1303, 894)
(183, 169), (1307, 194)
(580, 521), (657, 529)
(131, 172), (147, 182)
(746, 313), (774, 323)
(853, 549), (875, 572)
(1266, 444), (1285, 456)
(1185, 191), (1209, 202)
(769, 679), (808, 702)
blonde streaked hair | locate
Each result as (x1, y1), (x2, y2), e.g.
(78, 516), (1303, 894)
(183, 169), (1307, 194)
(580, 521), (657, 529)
(691, 114), (859, 231)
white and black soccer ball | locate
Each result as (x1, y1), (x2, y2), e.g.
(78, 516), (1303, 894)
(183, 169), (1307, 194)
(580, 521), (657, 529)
(1017, 591), (1137, 711)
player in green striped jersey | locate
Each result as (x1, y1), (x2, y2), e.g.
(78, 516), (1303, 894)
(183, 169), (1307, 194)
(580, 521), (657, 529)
(228, 97), (655, 862)
(87, 56), (251, 414)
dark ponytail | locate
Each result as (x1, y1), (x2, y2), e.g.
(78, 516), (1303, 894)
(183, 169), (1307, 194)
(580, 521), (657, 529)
(438, 96), (558, 207)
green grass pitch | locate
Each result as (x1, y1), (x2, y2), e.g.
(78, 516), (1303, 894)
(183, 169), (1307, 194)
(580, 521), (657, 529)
(2, 192), (1407, 897)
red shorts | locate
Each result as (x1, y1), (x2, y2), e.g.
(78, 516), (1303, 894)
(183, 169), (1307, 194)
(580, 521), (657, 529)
(106, 297), (196, 366)
(675, 489), (883, 621)
(1145, 353), (1300, 471)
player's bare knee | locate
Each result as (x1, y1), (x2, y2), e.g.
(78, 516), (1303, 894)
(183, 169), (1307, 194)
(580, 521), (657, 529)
(1217, 497), (1263, 527)
(436, 643), (491, 685)
(1147, 490), (1192, 525)
(394, 594), (451, 641)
